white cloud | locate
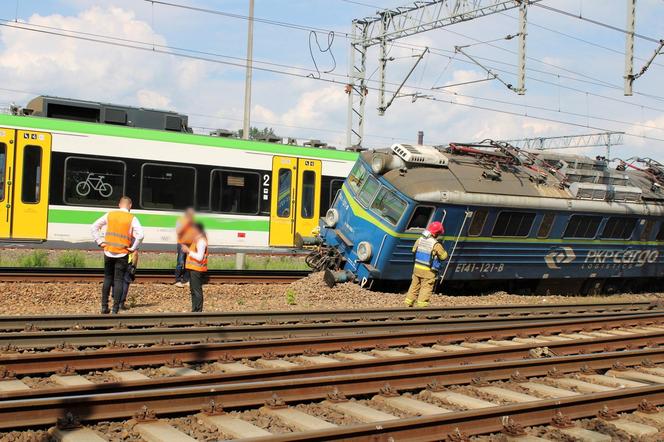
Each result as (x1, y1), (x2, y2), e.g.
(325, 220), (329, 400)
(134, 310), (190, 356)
(136, 89), (172, 109)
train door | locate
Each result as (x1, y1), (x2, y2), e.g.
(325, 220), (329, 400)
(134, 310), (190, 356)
(269, 156), (321, 247)
(0, 128), (51, 241)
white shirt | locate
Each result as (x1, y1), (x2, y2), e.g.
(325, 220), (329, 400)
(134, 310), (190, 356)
(188, 237), (207, 262)
(91, 208), (144, 258)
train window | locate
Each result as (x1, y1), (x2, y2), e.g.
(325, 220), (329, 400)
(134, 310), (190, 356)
(467, 209), (488, 236)
(563, 215), (601, 239)
(492, 211), (535, 237)
(537, 213), (555, 238)
(357, 176), (380, 207)
(601, 217), (637, 240)
(0, 143), (5, 201)
(301, 171), (316, 219)
(64, 157), (126, 207)
(141, 163), (196, 210)
(641, 219), (656, 241)
(276, 168), (292, 218)
(371, 187), (407, 225)
(210, 170), (259, 214)
(329, 179), (344, 206)
(407, 206), (433, 230)
(21, 145), (42, 204)
(656, 223), (664, 241)
(347, 162), (368, 194)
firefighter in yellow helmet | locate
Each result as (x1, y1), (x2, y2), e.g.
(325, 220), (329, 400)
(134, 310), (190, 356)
(404, 221), (448, 308)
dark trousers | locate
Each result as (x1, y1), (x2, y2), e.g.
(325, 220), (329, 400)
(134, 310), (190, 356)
(175, 244), (189, 283)
(102, 255), (129, 314)
(189, 270), (204, 312)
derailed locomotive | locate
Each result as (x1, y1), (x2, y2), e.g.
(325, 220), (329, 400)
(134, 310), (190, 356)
(309, 140), (664, 294)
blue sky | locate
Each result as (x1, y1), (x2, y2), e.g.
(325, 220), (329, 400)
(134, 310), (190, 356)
(0, 0), (662, 158)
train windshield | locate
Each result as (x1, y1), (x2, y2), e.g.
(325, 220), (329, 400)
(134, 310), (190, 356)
(357, 176), (380, 206)
(347, 161), (368, 194)
(371, 187), (407, 226)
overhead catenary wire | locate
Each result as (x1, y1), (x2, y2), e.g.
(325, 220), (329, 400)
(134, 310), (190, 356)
(498, 11), (664, 70)
(147, 0), (664, 103)
(532, 2), (662, 44)
(1, 20), (663, 143)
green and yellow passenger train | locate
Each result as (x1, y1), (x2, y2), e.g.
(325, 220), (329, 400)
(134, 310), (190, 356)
(0, 96), (357, 250)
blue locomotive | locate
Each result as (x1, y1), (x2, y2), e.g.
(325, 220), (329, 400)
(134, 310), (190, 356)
(309, 140), (664, 294)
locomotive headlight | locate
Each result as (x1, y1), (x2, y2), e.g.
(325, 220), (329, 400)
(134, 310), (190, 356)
(371, 155), (386, 174)
(325, 208), (339, 227)
(356, 241), (373, 262)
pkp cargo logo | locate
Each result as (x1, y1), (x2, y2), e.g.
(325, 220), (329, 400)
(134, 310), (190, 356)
(544, 246), (576, 270)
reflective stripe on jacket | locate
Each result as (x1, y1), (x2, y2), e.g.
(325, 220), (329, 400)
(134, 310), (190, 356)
(414, 236), (437, 269)
(104, 211), (134, 255)
(186, 237), (209, 272)
(413, 236), (448, 272)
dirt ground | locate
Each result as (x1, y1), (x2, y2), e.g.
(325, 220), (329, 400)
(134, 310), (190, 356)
(0, 273), (662, 315)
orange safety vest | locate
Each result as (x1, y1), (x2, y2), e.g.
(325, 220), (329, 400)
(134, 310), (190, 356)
(104, 211), (134, 254)
(177, 217), (196, 245)
(185, 236), (208, 272)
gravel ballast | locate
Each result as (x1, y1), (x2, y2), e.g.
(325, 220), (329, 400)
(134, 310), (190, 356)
(0, 273), (661, 315)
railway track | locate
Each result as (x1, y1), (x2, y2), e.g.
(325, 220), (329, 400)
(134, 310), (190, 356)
(2, 310), (663, 349)
(3, 339), (664, 439)
(3, 307), (664, 440)
(0, 300), (657, 330)
(0, 267), (309, 283)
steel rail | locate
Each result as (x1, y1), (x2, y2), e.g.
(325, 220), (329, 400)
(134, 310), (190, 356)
(0, 267), (310, 283)
(2, 311), (663, 349)
(2, 315), (663, 374)
(3, 330), (663, 400)
(0, 301), (657, 330)
(245, 385), (664, 441)
(1, 347), (662, 429)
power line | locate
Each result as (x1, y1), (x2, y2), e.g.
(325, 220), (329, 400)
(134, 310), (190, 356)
(2, 13), (663, 145)
(417, 94), (664, 143)
(149, 0), (664, 105)
(145, 0), (349, 36)
(499, 11), (664, 70)
(532, 3), (662, 44)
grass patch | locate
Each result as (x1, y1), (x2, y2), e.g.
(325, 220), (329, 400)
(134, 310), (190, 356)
(285, 288), (297, 305)
(0, 248), (308, 270)
(19, 250), (49, 267)
(56, 251), (87, 268)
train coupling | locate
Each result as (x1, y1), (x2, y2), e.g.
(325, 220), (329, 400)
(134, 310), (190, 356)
(323, 269), (356, 288)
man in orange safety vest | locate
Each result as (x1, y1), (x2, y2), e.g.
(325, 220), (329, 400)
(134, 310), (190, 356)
(91, 196), (144, 314)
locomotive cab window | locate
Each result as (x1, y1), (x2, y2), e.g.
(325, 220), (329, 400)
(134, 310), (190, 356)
(492, 211), (535, 237)
(210, 170), (259, 214)
(64, 157), (126, 206)
(407, 206), (434, 230)
(641, 219), (656, 241)
(141, 163), (196, 210)
(468, 209), (488, 236)
(601, 217), (637, 240)
(357, 176), (380, 207)
(563, 215), (601, 239)
(656, 222), (664, 241)
(537, 213), (555, 238)
(347, 162), (368, 194)
(370, 187), (406, 226)
(21, 145), (42, 204)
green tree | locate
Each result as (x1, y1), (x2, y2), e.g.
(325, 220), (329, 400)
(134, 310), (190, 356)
(236, 126), (278, 140)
